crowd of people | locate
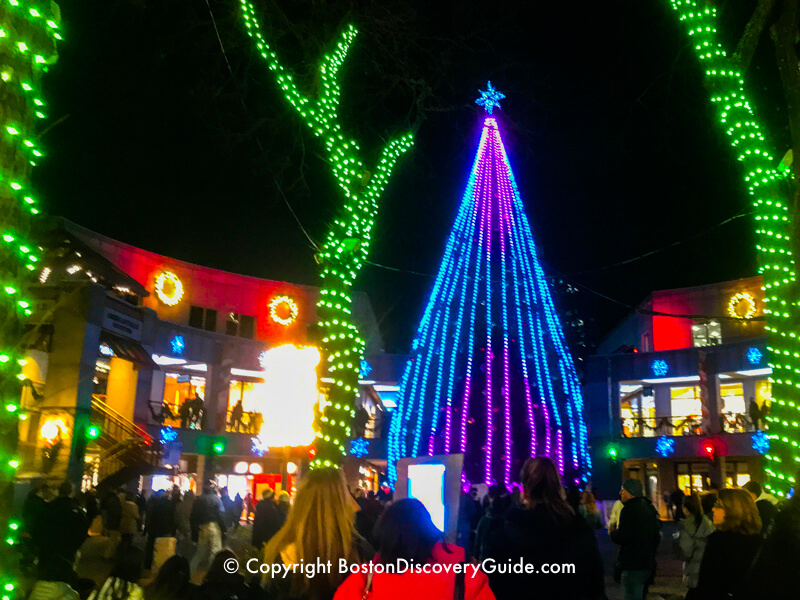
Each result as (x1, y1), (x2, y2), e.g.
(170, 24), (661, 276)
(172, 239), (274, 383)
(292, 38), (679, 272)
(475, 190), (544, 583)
(17, 460), (800, 600)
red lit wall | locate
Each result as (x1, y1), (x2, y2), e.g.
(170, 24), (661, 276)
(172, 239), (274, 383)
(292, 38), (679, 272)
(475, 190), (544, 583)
(80, 231), (316, 346)
(651, 292), (693, 351)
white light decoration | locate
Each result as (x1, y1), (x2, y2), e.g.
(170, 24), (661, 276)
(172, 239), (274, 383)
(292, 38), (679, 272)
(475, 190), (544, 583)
(252, 344), (321, 448)
(38, 266), (50, 283)
(269, 294), (298, 326)
(40, 418), (66, 441)
(728, 292), (756, 320)
(286, 461), (298, 474)
(234, 461), (249, 474)
(248, 463), (263, 474)
(155, 271), (184, 306)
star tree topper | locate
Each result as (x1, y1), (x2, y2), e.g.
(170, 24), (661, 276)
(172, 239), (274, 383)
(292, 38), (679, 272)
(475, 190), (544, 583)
(475, 81), (505, 115)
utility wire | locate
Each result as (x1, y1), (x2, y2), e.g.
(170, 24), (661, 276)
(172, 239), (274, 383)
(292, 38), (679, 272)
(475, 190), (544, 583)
(204, 0), (321, 252)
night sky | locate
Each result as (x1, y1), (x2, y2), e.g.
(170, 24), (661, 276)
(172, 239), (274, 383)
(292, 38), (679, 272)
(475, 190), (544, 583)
(37, 1), (778, 352)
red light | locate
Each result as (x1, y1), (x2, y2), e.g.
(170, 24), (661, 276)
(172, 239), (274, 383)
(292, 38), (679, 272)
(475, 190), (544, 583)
(702, 439), (715, 460)
(308, 447), (316, 459)
(633, 348), (638, 353)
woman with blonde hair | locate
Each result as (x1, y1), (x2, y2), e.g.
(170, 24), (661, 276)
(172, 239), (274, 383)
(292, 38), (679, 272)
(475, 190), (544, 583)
(261, 469), (372, 600)
(690, 488), (761, 600)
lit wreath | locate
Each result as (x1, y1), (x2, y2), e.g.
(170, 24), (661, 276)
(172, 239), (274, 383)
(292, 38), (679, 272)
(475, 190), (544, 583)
(155, 271), (184, 306)
(269, 295), (298, 325)
(728, 292), (756, 320)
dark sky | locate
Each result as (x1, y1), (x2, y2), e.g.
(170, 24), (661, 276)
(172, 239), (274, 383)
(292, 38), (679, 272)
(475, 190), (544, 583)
(37, 1), (776, 352)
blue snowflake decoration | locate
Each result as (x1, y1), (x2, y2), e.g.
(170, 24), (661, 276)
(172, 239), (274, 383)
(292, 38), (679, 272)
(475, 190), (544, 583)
(651, 359), (669, 377)
(160, 426), (178, 443)
(350, 437), (369, 458)
(751, 430), (770, 455)
(360, 359), (373, 379)
(251, 436), (267, 457)
(746, 347), (763, 365)
(170, 335), (185, 355)
(655, 435), (675, 457)
(475, 81), (506, 115)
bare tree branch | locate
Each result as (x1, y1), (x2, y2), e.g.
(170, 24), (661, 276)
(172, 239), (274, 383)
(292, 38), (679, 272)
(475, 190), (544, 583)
(733, 0), (777, 71)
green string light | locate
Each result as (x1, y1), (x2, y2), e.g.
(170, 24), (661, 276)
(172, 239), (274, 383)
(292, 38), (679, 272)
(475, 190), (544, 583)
(238, 0), (414, 467)
(666, 0), (798, 496)
(0, 1), (61, 595)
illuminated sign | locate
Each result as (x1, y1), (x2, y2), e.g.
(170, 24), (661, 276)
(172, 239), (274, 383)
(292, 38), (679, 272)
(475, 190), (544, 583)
(155, 271), (184, 306)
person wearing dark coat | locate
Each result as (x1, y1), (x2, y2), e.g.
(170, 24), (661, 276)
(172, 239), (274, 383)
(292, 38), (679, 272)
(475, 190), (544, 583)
(34, 482), (88, 569)
(690, 488), (761, 600)
(485, 457), (605, 600)
(252, 488), (283, 551)
(474, 493), (510, 561)
(144, 490), (178, 570)
(742, 480), (778, 535)
(610, 479), (661, 600)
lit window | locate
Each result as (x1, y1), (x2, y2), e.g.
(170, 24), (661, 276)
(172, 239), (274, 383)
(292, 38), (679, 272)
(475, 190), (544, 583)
(692, 320), (722, 347)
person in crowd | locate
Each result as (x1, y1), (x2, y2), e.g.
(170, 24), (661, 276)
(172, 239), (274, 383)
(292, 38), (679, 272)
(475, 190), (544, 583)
(745, 469), (800, 600)
(261, 469), (372, 600)
(232, 493), (244, 528)
(700, 491), (717, 523)
(120, 491), (141, 549)
(742, 480), (778, 535)
(196, 549), (264, 600)
(252, 487), (283, 552)
(607, 497), (623, 532)
(565, 484), (582, 515)
(243, 492), (254, 522)
(190, 484), (226, 575)
(670, 488), (686, 521)
(334, 498), (494, 600)
(90, 546), (145, 600)
(456, 489), (480, 560)
(610, 479), (661, 600)
(354, 490), (383, 549)
(748, 397), (761, 430)
(676, 492), (714, 593)
(34, 481), (88, 570)
(474, 491), (510, 561)
(175, 489), (195, 559)
(276, 491), (290, 520)
(579, 490), (603, 529)
(29, 554), (90, 600)
(22, 482), (50, 560)
(485, 457), (605, 600)
(136, 491), (148, 532)
(145, 554), (196, 600)
(144, 489), (178, 571)
(689, 488), (760, 600)
(101, 488), (123, 559)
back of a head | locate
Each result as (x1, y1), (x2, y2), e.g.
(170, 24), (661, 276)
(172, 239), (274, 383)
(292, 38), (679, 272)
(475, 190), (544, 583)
(375, 498), (440, 565)
(58, 481), (73, 498)
(700, 491), (718, 515)
(684, 492), (703, 525)
(202, 484), (215, 496)
(205, 549), (237, 583)
(277, 491), (290, 505)
(150, 555), (190, 597)
(263, 469), (356, 598)
(519, 457), (573, 521)
(742, 480), (762, 498)
(718, 488), (761, 535)
(110, 546), (143, 584)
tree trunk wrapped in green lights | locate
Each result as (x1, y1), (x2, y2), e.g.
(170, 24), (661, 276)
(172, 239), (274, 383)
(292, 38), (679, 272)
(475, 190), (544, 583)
(0, 1), (61, 596)
(238, 0), (414, 468)
(666, 0), (799, 497)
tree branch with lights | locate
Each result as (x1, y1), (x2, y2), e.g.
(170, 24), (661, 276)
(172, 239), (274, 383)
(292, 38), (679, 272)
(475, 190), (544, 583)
(238, 0), (416, 468)
(666, 0), (800, 496)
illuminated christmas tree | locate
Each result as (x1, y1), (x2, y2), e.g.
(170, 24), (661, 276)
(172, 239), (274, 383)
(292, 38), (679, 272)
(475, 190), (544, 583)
(387, 85), (592, 488)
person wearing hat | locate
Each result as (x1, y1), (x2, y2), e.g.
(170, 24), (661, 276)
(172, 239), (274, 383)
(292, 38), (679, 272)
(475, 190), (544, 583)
(610, 479), (661, 600)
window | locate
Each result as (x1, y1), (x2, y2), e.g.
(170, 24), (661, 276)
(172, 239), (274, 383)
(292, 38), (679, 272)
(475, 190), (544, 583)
(670, 386), (703, 435)
(691, 320), (722, 347)
(225, 313), (256, 339)
(189, 305), (217, 332)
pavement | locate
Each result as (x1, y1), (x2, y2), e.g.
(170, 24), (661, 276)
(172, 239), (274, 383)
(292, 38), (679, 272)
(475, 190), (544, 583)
(23, 519), (687, 599)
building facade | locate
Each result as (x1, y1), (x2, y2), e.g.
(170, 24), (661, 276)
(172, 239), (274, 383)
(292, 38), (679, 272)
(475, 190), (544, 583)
(16, 219), (397, 499)
(585, 277), (770, 514)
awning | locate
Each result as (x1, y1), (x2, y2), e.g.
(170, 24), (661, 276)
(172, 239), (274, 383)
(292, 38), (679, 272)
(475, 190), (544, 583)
(99, 330), (156, 368)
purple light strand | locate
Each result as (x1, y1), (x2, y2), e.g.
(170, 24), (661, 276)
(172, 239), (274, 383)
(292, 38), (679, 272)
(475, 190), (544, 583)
(482, 118), (495, 484)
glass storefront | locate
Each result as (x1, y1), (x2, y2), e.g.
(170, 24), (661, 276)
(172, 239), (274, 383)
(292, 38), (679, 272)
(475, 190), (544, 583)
(160, 373), (206, 429)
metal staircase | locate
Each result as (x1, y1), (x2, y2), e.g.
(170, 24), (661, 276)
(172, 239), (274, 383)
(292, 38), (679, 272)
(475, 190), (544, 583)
(89, 396), (160, 492)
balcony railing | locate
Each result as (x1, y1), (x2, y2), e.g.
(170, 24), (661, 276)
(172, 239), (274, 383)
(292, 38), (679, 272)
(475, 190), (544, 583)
(622, 412), (758, 438)
(225, 409), (262, 433)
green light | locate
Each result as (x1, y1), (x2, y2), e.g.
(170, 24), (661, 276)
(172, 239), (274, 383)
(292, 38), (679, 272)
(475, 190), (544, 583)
(16, 42), (27, 53)
(8, 522), (18, 531)
(86, 425), (101, 440)
(3, 584), (12, 592)
(8, 460), (18, 469)
(4, 287), (15, 295)
(212, 440), (225, 454)
(6, 127), (18, 135)
(29, 9), (40, 17)
(5, 404), (16, 412)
